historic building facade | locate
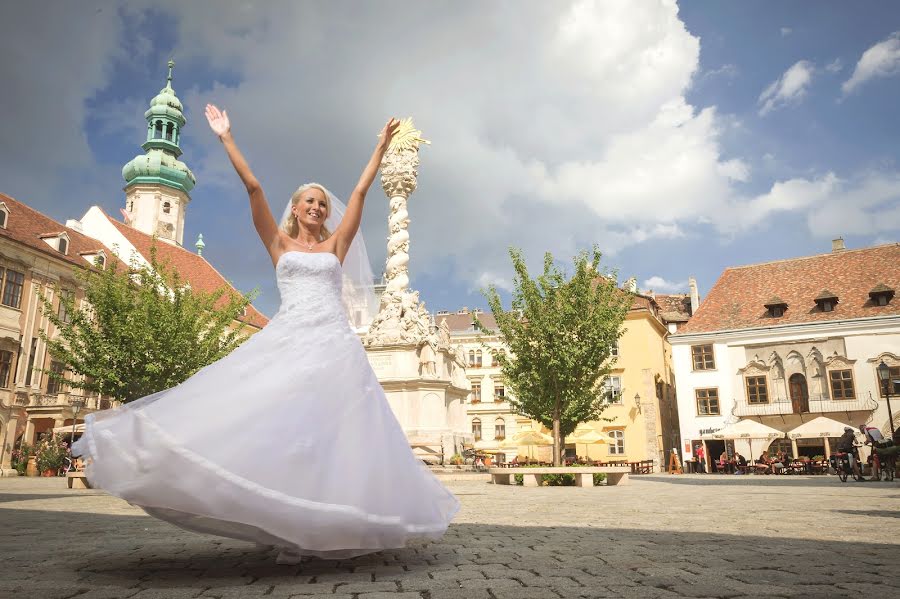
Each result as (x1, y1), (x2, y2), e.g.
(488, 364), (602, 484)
(671, 241), (900, 466)
(438, 293), (688, 469)
(0, 63), (267, 475)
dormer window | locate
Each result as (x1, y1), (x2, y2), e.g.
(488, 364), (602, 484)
(0, 202), (9, 229)
(40, 232), (70, 255)
(869, 283), (895, 307)
(764, 296), (788, 318)
(814, 290), (838, 313)
(81, 250), (107, 269)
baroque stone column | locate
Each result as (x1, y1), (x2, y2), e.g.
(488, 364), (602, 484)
(365, 119), (433, 348)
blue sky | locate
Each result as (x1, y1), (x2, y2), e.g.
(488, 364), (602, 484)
(1, 1), (898, 317)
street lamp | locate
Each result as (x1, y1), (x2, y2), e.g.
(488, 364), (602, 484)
(877, 361), (896, 441)
(69, 398), (85, 449)
(634, 392), (642, 414)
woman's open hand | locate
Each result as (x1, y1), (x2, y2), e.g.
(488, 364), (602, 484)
(378, 118), (401, 151)
(205, 104), (231, 138)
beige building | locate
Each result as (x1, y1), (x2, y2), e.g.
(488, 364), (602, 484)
(437, 295), (689, 469)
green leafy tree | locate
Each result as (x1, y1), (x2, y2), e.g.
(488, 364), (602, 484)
(479, 247), (632, 466)
(39, 246), (255, 403)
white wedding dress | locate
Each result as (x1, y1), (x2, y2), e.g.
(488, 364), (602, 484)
(73, 251), (459, 558)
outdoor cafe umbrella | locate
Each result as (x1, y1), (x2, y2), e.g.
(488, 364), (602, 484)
(700, 419), (784, 461)
(567, 427), (608, 460)
(787, 416), (852, 456)
(500, 428), (553, 462)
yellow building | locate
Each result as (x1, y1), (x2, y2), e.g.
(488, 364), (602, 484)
(437, 293), (690, 470)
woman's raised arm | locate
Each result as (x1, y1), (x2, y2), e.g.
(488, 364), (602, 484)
(331, 118), (400, 261)
(205, 104), (281, 257)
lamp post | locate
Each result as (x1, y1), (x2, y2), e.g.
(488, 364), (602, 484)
(877, 361), (896, 441)
(69, 398), (85, 449)
(634, 392), (642, 414)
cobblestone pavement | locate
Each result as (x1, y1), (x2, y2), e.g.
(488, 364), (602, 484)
(1, 474), (898, 598)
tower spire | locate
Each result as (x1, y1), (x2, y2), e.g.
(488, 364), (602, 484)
(121, 61), (195, 246)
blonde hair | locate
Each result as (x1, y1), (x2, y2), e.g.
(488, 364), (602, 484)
(282, 183), (333, 240)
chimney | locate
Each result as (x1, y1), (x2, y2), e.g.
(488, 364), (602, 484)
(832, 237), (846, 252)
(65, 219), (83, 233)
(688, 276), (700, 314)
(625, 277), (638, 293)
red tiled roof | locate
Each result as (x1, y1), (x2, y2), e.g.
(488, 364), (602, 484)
(0, 192), (108, 268)
(677, 243), (900, 335)
(102, 213), (269, 329)
(436, 311), (497, 333)
(654, 293), (692, 323)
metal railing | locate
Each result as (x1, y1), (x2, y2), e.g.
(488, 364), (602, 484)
(733, 394), (878, 416)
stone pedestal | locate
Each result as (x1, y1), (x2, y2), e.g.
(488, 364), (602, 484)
(367, 344), (472, 464)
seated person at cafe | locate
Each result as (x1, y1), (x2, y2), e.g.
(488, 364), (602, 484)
(756, 450), (773, 473)
(734, 452), (748, 474)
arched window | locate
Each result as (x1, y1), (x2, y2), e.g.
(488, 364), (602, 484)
(494, 418), (506, 441)
(165, 122), (174, 141)
(472, 418), (482, 441)
(162, 201), (171, 214)
(475, 349), (483, 368)
(468, 350), (475, 367)
(153, 120), (163, 139)
(607, 430), (625, 455)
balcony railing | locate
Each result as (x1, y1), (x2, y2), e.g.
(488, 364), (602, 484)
(23, 392), (116, 411)
(733, 394), (879, 417)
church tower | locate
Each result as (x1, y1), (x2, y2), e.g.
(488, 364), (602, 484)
(121, 60), (195, 246)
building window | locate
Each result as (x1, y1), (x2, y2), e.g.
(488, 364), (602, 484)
(1, 269), (25, 309)
(470, 383), (481, 404)
(745, 375), (769, 404)
(691, 344), (715, 370)
(95, 253), (106, 269)
(0, 210), (7, 229)
(611, 339), (619, 359)
(58, 237), (68, 255)
(696, 388), (720, 415)
(57, 290), (74, 324)
(879, 365), (900, 397)
(0, 350), (12, 388)
(607, 430), (625, 455)
(163, 201), (171, 214)
(494, 383), (505, 402)
(829, 369), (855, 400)
(46, 360), (66, 395)
(492, 349), (506, 365)
(494, 418), (506, 441)
(472, 418), (482, 441)
(603, 375), (622, 404)
(24, 337), (38, 386)
(154, 120), (163, 139)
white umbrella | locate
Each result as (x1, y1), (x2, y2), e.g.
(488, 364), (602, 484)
(500, 428), (553, 462)
(787, 416), (853, 457)
(567, 428), (608, 459)
(701, 419), (784, 461)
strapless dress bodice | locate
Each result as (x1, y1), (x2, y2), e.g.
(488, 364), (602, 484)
(275, 251), (346, 327)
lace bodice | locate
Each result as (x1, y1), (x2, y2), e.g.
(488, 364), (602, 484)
(275, 251), (347, 326)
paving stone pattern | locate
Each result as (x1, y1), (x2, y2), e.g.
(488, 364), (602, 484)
(1, 474), (898, 598)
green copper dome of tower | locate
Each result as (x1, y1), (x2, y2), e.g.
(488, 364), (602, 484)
(122, 61), (195, 246)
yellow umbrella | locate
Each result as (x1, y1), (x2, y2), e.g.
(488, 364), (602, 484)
(500, 428), (553, 462)
(567, 428), (608, 460)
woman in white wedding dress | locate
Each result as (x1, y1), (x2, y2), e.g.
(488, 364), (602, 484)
(72, 104), (459, 564)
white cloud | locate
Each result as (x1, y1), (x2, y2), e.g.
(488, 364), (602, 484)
(642, 276), (688, 293)
(826, 58), (843, 73)
(738, 172), (900, 236)
(703, 63), (739, 80)
(758, 60), (815, 115)
(781, 27), (793, 37)
(842, 32), (900, 94)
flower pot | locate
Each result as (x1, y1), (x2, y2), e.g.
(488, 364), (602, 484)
(41, 469), (57, 477)
(25, 456), (38, 477)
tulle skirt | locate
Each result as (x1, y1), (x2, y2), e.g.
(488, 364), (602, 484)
(73, 310), (459, 558)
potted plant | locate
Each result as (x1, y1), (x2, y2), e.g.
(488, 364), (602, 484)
(448, 453), (464, 467)
(35, 433), (68, 476)
(10, 443), (33, 476)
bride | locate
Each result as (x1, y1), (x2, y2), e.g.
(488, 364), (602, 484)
(72, 104), (459, 565)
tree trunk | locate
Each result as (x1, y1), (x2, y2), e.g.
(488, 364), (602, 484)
(552, 418), (561, 466)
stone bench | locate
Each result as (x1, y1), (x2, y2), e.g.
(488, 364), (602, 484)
(488, 466), (630, 487)
(67, 471), (90, 489)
